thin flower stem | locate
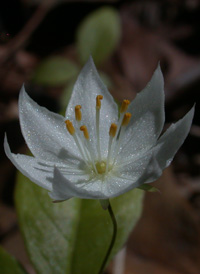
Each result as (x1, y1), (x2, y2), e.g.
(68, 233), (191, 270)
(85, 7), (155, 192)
(98, 202), (117, 274)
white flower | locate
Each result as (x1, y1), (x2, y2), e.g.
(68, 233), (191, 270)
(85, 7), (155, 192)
(4, 57), (194, 201)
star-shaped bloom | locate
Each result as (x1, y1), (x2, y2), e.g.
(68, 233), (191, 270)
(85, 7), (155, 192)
(4, 57), (194, 201)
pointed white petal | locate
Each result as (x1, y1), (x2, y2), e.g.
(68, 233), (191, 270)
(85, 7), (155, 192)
(4, 135), (52, 191)
(155, 106), (194, 169)
(119, 65), (165, 157)
(48, 184), (72, 202)
(117, 107), (194, 190)
(19, 85), (79, 161)
(65, 57), (118, 158)
(49, 168), (107, 200)
(103, 150), (153, 196)
(127, 154), (163, 190)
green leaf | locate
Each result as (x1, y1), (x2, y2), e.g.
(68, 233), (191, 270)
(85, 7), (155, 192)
(76, 7), (121, 66)
(32, 57), (79, 86)
(0, 246), (27, 274)
(138, 183), (159, 192)
(15, 172), (144, 274)
(15, 172), (80, 274)
(71, 189), (144, 274)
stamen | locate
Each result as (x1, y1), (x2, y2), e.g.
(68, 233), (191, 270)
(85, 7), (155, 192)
(78, 125), (90, 162)
(65, 119), (90, 167)
(122, 112), (132, 126)
(65, 120), (75, 135)
(75, 105), (82, 121)
(80, 125), (98, 174)
(96, 95), (103, 109)
(113, 113), (132, 165)
(96, 95), (103, 161)
(74, 107), (90, 164)
(80, 125), (89, 139)
(114, 112), (132, 141)
(106, 123), (118, 173)
(120, 99), (130, 113)
(109, 123), (117, 138)
(65, 97), (132, 175)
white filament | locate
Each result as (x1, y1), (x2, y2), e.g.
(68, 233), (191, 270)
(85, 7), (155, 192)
(106, 135), (114, 173)
(72, 134), (90, 168)
(96, 107), (102, 161)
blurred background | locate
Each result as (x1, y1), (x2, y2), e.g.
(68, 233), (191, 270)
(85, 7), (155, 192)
(0, 0), (200, 273)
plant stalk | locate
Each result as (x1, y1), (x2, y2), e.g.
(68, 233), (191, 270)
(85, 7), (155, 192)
(98, 201), (117, 274)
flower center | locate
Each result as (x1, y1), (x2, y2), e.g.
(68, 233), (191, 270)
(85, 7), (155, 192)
(65, 96), (131, 175)
(95, 161), (106, 174)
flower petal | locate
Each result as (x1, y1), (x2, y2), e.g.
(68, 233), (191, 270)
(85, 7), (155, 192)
(48, 182), (72, 202)
(119, 65), (165, 157)
(19, 85), (79, 162)
(49, 168), (106, 200)
(65, 57), (118, 158)
(154, 106), (194, 170)
(118, 107), (194, 189)
(130, 154), (163, 190)
(4, 135), (52, 191)
(49, 149), (153, 200)
(104, 150), (153, 196)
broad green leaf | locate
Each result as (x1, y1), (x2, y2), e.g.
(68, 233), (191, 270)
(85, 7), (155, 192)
(15, 172), (144, 274)
(15, 172), (81, 274)
(71, 189), (144, 274)
(0, 246), (27, 274)
(32, 57), (79, 86)
(76, 7), (121, 66)
(138, 183), (159, 192)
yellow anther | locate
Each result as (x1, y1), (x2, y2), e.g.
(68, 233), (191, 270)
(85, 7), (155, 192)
(80, 125), (89, 140)
(122, 113), (132, 126)
(65, 120), (75, 135)
(75, 105), (82, 121)
(120, 99), (130, 113)
(96, 95), (103, 109)
(109, 123), (118, 138)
